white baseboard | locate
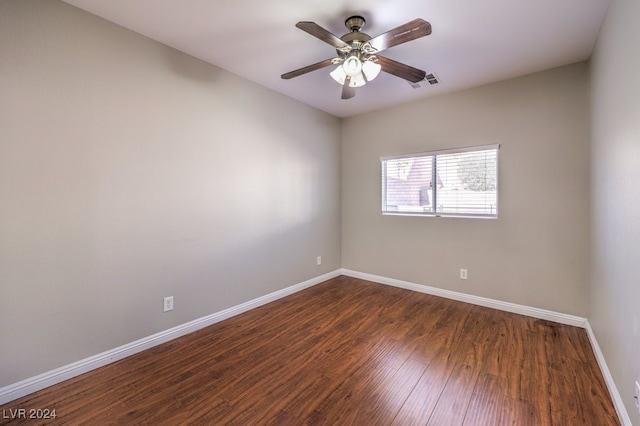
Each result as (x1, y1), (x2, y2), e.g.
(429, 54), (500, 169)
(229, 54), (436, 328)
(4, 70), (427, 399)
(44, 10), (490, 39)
(3, 268), (630, 425)
(0, 269), (341, 406)
(584, 322), (632, 426)
(341, 269), (587, 327)
(341, 268), (630, 424)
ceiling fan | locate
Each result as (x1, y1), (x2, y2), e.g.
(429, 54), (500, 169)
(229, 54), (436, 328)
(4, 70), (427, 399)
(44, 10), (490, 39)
(281, 16), (432, 100)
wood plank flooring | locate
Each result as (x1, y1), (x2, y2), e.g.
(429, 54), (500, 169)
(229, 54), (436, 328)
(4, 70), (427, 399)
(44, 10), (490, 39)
(0, 276), (619, 425)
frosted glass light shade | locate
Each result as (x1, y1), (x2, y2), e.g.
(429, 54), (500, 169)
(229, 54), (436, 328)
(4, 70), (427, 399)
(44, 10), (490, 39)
(349, 72), (366, 87)
(342, 56), (362, 76)
(362, 60), (381, 81)
(330, 66), (347, 85)
(330, 66), (365, 87)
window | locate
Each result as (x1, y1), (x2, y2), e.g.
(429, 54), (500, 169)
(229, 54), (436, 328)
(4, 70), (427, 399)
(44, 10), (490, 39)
(381, 144), (499, 218)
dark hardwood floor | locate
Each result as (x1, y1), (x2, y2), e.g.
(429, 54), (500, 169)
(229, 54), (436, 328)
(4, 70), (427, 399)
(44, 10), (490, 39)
(0, 276), (619, 425)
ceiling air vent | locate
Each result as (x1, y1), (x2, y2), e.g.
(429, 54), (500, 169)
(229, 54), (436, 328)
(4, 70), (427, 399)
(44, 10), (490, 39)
(408, 72), (440, 89)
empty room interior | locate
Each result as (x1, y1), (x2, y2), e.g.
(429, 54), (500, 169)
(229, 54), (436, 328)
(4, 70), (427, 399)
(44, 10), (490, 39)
(1, 0), (639, 424)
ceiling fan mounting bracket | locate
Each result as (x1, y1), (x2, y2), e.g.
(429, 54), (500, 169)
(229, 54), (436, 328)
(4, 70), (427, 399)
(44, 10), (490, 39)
(344, 16), (366, 32)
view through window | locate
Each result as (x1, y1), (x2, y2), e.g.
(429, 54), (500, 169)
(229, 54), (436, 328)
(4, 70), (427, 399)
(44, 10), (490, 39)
(381, 145), (499, 218)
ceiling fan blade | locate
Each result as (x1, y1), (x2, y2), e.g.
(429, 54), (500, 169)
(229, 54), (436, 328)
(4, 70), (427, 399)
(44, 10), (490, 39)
(368, 19), (432, 53)
(281, 58), (338, 79)
(377, 55), (426, 83)
(341, 77), (356, 100)
(296, 22), (349, 49)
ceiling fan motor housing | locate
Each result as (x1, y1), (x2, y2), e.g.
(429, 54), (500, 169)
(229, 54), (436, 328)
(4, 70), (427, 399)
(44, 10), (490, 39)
(338, 16), (373, 62)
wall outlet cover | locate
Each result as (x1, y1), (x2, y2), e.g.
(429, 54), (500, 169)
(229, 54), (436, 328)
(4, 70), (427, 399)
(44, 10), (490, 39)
(163, 296), (174, 312)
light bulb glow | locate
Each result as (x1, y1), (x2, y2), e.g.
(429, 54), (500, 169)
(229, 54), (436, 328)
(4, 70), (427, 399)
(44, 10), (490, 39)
(342, 56), (362, 77)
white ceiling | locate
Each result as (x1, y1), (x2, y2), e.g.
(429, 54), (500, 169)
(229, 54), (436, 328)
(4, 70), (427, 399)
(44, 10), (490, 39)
(62, 0), (610, 118)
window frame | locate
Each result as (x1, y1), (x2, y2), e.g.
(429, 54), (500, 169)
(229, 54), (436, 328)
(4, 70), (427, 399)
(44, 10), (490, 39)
(381, 144), (500, 219)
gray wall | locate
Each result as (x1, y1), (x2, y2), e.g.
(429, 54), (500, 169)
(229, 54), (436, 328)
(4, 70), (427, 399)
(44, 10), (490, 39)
(0, 0), (341, 387)
(342, 63), (590, 316)
(3, 1), (636, 418)
(590, 0), (640, 422)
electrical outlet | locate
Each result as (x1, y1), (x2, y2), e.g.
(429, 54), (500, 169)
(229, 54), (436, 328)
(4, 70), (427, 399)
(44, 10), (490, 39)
(460, 268), (468, 280)
(317, 256), (322, 266)
(634, 381), (640, 413)
(163, 296), (174, 312)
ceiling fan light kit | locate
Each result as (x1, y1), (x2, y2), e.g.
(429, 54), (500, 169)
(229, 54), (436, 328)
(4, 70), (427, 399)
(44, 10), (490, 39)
(329, 55), (382, 87)
(282, 15), (432, 100)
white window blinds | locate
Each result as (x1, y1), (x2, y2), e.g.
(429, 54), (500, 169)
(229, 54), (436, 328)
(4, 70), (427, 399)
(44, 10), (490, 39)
(381, 145), (499, 218)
